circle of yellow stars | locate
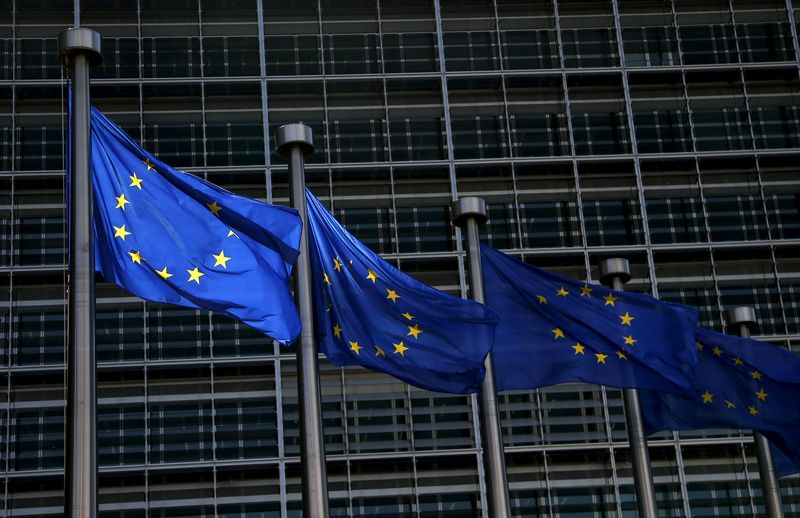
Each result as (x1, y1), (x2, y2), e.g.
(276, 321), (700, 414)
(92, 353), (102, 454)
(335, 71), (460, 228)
(322, 256), (424, 360)
(545, 282), (633, 365)
(697, 339), (768, 418)
(111, 157), (239, 286)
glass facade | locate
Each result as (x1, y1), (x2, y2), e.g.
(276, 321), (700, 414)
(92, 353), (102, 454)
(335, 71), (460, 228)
(1, 0), (800, 516)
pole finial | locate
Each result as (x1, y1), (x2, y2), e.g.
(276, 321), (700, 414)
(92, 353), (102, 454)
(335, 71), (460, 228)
(725, 306), (758, 331)
(275, 124), (314, 159)
(58, 27), (102, 68)
(599, 257), (631, 285)
(452, 196), (488, 227)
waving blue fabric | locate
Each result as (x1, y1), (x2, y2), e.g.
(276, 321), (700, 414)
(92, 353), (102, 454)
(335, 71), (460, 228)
(306, 191), (497, 394)
(87, 106), (301, 344)
(640, 327), (800, 477)
(481, 245), (699, 395)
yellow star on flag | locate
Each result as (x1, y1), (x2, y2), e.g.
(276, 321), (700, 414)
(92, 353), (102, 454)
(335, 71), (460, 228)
(407, 324), (422, 339)
(619, 312), (634, 326)
(751, 370), (763, 380)
(156, 266), (172, 279)
(115, 194), (130, 210)
(128, 250), (142, 264)
(393, 341), (409, 356)
(374, 345), (386, 357)
(725, 400), (736, 409)
(580, 284), (592, 297)
(604, 293), (617, 306)
(366, 269), (378, 283)
(702, 391), (714, 403)
(332, 324), (342, 338)
(349, 341), (362, 355)
(187, 266), (204, 284)
(129, 172), (143, 190)
(323, 273), (332, 286)
(556, 286), (568, 297)
(207, 201), (222, 216)
(712, 346), (722, 357)
(696, 341), (704, 351)
(552, 328), (565, 339)
(386, 289), (400, 302)
(733, 357), (744, 366)
(623, 335), (637, 346)
(616, 351), (627, 360)
(756, 389), (768, 401)
(402, 312), (415, 321)
(537, 295), (547, 304)
(333, 257), (343, 272)
(144, 158), (154, 171)
(113, 224), (131, 240)
(748, 405), (759, 416)
(227, 229), (239, 238)
(595, 353), (608, 364)
(212, 250), (231, 268)
(572, 343), (585, 355)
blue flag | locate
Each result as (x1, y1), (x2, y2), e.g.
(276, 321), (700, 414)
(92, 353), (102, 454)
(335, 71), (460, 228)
(640, 327), (800, 477)
(87, 106), (302, 344)
(306, 191), (497, 394)
(480, 245), (699, 394)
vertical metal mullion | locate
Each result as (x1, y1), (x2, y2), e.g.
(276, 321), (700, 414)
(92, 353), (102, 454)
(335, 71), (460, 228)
(255, 5), (289, 516)
(552, 0), (591, 277)
(404, 384), (421, 517)
(728, 7), (786, 516)
(599, 387), (624, 518)
(375, 0), (403, 263)
(431, 4), (486, 515)
(490, 0), (525, 250)
(610, 0), (658, 295)
(551, 5), (596, 514)
(785, 0), (800, 73)
(340, 368), (353, 517)
(431, 0), (458, 199)
(667, 11), (705, 518)
(727, 4), (790, 339)
(6, 1), (16, 508)
(533, 390), (555, 515)
(317, 0), (332, 167)
(257, 0), (274, 204)
(432, 0), (468, 302)
(134, 6), (151, 513)
(724, 6), (791, 339)
(194, 6), (219, 516)
(142, 305), (150, 514)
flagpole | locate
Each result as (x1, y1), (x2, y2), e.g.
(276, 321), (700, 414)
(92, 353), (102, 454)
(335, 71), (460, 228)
(599, 258), (658, 518)
(725, 306), (784, 518)
(275, 124), (330, 518)
(452, 197), (512, 517)
(58, 27), (102, 518)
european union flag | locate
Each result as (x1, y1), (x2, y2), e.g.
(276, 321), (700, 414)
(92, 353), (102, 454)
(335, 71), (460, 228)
(640, 327), (800, 477)
(306, 192), (498, 394)
(88, 106), (302, 344)
(481, 245), (699, 394)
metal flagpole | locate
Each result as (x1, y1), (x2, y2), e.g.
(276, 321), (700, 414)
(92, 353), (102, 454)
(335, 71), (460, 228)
(451, 197), (512, 517)
(58, 27), (102, 518)
(599, 258), (658, 518)
(275, 124), (330, 518)
(725, 306), (784, 518)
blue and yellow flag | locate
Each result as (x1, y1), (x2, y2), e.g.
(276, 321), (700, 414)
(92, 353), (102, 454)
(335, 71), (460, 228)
(481, 245), (699, 394)
(640, 327), (800, 477)
(306, 191), (497, 394)
(87, 106), (302, 344)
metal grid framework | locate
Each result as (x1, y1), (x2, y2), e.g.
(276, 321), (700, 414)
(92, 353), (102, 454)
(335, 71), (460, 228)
(1, 0), (800, 516)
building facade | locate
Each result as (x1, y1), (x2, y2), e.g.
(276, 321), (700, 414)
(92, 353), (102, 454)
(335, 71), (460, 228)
(1, 0), (800, 515)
